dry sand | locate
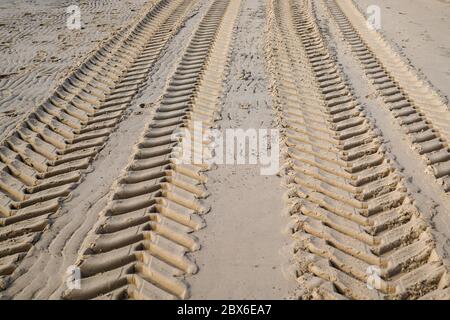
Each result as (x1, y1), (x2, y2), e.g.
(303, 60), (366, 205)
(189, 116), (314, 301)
(0, 0), (449, 300)
(0, 0), (149, 141)
(354, 0), (450, 100)
(1, 0), (210, 299)
(316, 0), (450, 263)
(188, 0), (295, 299)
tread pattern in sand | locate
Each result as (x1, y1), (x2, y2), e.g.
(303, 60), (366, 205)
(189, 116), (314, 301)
(266, 0), (449, 300)
(62, 0), (240, 300)
(0, 0), (196, 290)
(0, 0), (149, 141)
(324, 0), (450, 193)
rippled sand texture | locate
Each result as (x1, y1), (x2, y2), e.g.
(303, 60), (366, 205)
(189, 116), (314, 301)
(0, 0), (149, 141)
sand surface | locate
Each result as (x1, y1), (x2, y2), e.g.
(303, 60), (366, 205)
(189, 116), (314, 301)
(1, 0), (210, 299)
(0, 0), (449, 300)
(188, 0), (294, 299)
(317, 0), (450, 261)
(0, 0), (149, 141)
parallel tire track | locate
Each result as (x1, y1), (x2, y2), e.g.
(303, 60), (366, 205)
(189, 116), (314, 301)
(0, 0), (148, 117)
(266, 0), (449, 299)
(324, 0), (450, 193)
(62, 0), (240, 300)
(0, 0), (197, 290)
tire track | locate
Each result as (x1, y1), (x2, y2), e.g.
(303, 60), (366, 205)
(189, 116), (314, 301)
(1, 1), (208, 301)
(62, 0), (240, 300)
(0, 0), (197, 291)
(323, 0), (450, 193)
(266, 0), (449, 299)
(0, 0), (149, 141)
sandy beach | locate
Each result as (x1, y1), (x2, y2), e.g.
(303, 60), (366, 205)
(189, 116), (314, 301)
(0, 0), (449, 300)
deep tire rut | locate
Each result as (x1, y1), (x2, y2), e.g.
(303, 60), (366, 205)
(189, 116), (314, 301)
(266, 0), (449, 299)
(0, 0), (448, 301)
